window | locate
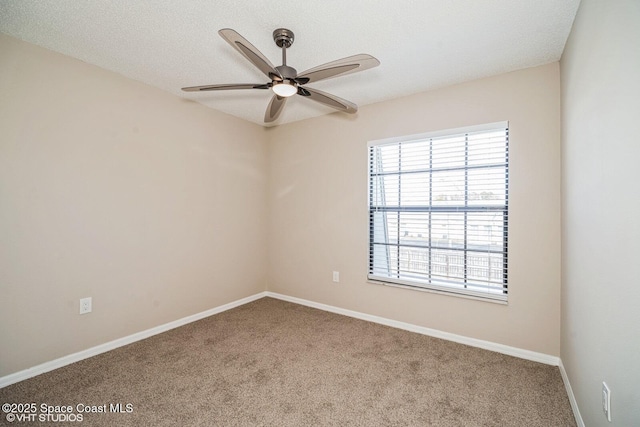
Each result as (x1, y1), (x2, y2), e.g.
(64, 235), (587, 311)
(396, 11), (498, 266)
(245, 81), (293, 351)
(368, 122), (509, 302)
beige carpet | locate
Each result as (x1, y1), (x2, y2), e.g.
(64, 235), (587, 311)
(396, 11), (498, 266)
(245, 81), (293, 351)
(0, 297), (576, 426)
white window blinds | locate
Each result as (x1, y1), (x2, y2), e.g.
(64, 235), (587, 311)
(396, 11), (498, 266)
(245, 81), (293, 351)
(368, 122), (509, 301)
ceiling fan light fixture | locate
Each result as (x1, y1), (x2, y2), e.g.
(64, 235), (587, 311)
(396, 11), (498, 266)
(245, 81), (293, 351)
(272, 81), (297, 97)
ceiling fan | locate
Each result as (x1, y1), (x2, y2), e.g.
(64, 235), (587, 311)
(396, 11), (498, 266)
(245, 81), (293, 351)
(182, 28), (380, 123)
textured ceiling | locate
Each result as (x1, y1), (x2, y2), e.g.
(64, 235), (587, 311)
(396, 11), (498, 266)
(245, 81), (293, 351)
(0, 1), (580, 127)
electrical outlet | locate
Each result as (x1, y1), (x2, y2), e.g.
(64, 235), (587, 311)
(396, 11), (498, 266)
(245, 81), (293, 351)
(79, 297), (92, 314)
(332, 271), (340, 283)
(602, 382), (611, 422)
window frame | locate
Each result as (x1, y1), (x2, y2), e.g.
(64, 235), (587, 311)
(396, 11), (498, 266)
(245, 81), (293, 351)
(367, 122), (509, 302)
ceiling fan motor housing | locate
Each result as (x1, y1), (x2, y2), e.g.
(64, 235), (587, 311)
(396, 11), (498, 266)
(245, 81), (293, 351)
(276, 65), (297, 80)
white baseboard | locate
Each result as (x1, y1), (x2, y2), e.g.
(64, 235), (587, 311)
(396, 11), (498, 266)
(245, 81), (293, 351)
(0, 292), (268, 388)
(558, 359), (585, 427)
(266, 291), (560, 366)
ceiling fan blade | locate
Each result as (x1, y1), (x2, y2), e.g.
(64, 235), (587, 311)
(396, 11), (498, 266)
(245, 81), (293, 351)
(218, 29), (282, 81)
(296, 54), (380, 85)
(182, 83), (270, 92)
(264, 94), (287, 123)
(297, 87), (357, 114)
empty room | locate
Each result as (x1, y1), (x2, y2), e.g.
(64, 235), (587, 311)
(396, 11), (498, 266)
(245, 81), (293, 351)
(1, 1), (638, 426)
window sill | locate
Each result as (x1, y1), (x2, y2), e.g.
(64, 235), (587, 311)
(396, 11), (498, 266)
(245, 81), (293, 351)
(367, 279), (508, 305)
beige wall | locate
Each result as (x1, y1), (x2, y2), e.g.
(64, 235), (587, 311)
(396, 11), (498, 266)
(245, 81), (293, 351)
(0, 34), (268, 376)
(561, 0), (640, 425)
(267, 63), (562, 356)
